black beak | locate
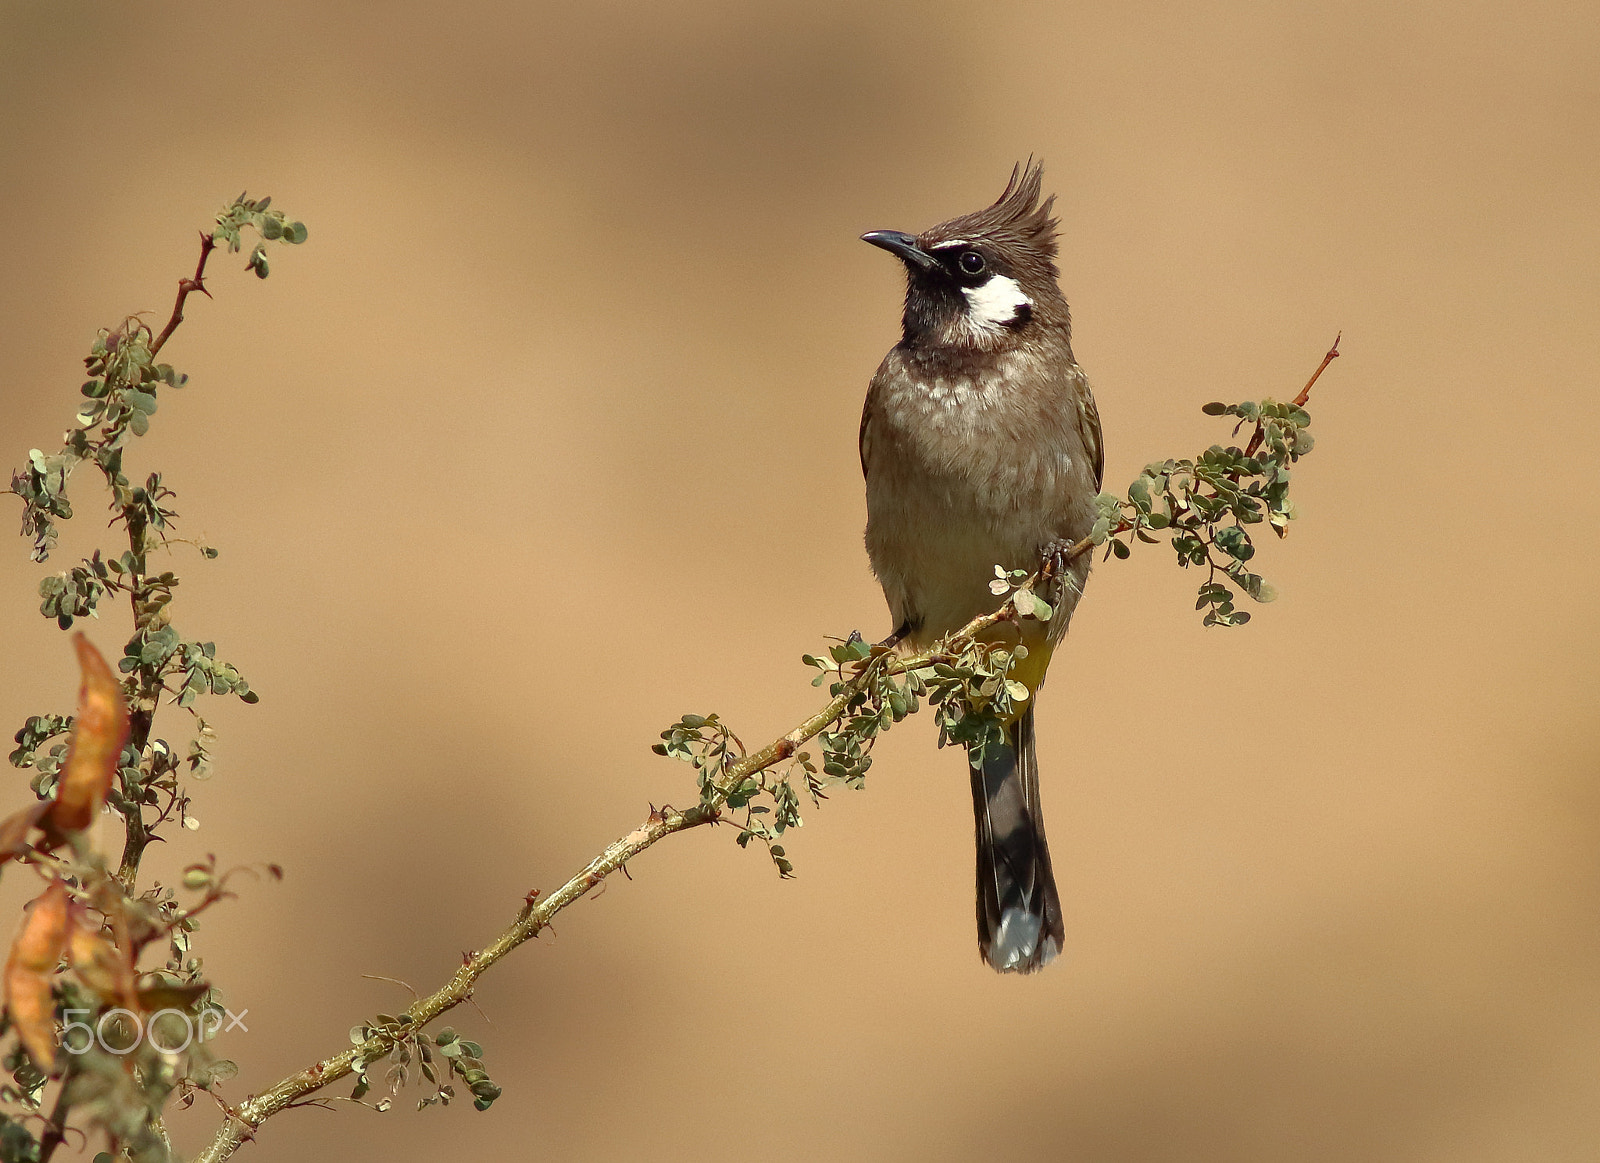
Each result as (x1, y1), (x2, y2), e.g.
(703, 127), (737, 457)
(862, 230), (939, 273)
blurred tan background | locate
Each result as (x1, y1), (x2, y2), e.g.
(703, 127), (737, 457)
(2, 1), (1598, 1160)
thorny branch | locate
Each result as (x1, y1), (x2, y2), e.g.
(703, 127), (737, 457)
(198, 469), (1212, 1157)
(191, 342), (1333, 1158)
(193, 556), (1092, 1162)
(150, 232), (217, 358)
(35, 1082), (74, 1163)
(119, 229), (223, 887)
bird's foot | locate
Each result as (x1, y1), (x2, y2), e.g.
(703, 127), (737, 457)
(1040, 537), (1076, 581)
(843, 625), (907, 681)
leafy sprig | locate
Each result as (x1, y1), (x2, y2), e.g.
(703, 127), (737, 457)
(346, 1022), (502, 1114)
(6, 196), (302, 887)
(1090, 337), (1335, 626)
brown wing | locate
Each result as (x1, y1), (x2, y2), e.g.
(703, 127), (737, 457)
(1074, 371), (1104, 490)
(858, 389), (875, 479)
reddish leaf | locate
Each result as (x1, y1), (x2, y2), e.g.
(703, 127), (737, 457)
(69, 922), (135, 1009)
(0, 802), (49, 866)
(4, 881), (70, 1070)
(136, 981), (210, 1012)
(48, 635), (129, 833)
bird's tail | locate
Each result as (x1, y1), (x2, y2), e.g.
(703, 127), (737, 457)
(970, 706), (1064, 973)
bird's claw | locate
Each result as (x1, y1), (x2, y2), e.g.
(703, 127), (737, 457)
(1040, 538), (1075, 581)
(843, 627), (904, 681)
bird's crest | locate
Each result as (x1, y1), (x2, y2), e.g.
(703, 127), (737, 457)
(926, 159), (1059, 260)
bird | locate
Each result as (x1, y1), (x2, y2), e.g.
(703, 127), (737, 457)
(858, 161), (1102, 973)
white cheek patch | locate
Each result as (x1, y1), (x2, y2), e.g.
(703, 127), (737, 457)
(961, 275), (1031, 329)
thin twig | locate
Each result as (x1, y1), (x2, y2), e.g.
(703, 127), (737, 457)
(360, 974), (420, 1002)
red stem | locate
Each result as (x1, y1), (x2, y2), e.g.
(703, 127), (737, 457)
(1244, 333), (1340, 459)
(150, 231), (217, 357)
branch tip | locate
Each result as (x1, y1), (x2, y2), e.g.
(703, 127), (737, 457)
(1293, 333), (1341, 408)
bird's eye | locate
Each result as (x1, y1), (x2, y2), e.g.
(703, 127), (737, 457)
(958, 250), (985, 275)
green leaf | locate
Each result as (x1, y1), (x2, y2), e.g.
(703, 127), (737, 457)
(1213, 526), (1254, 561)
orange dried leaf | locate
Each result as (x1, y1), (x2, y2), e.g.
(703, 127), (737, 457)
(0, 801), (50, 866)
(4, 881), (70, 1070)
(49, 634), (130, 833)
(136, 981), (210, 1013)
(69, 923), (134, 1008)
